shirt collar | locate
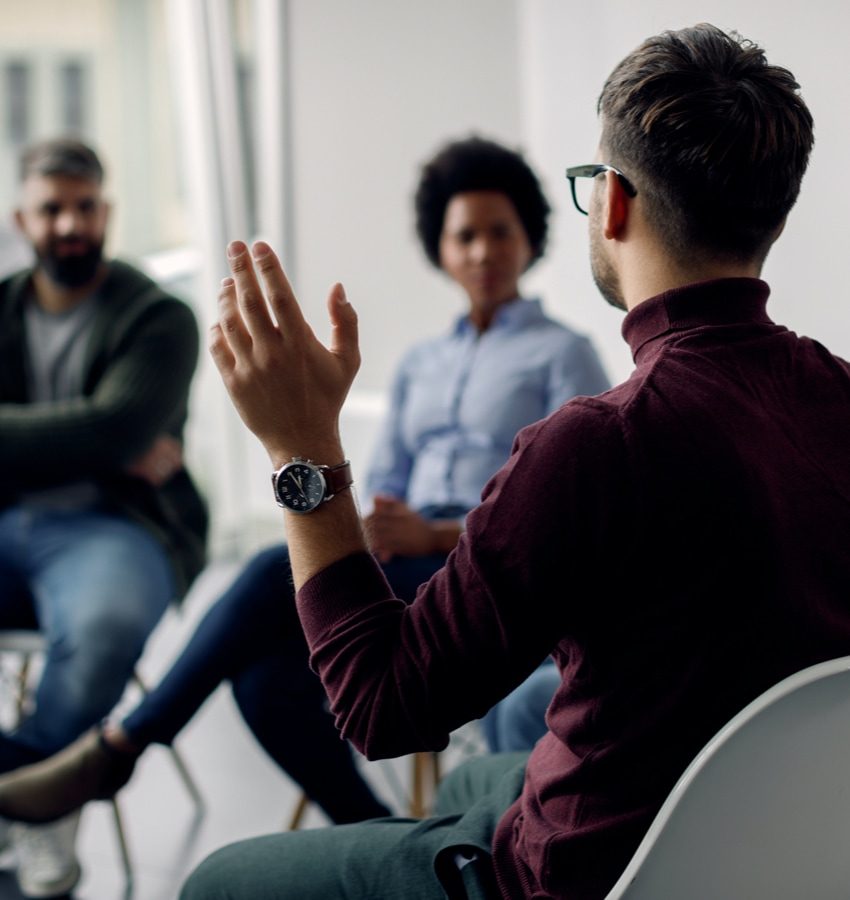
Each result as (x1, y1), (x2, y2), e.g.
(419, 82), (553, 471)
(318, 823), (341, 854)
(622, 278), (772, 363)
(453, 296), (544, 336)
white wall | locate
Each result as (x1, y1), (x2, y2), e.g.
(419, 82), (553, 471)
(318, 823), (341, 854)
(206, 0), (525, 555)
(286, 1), (523, 396)
(519, 0), (850, 384)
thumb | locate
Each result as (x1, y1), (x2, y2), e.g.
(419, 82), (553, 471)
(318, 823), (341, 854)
(328, 283), (360, 371)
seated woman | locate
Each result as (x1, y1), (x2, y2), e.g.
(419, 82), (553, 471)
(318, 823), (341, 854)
(0, 134), (609, 827)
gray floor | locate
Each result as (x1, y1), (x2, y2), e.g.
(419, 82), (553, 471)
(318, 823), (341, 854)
(0, 559), (485, 900)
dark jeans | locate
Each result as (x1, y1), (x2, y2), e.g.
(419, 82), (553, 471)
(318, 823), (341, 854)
(180, 751), (529, 900)
(122, 544), (448, 824)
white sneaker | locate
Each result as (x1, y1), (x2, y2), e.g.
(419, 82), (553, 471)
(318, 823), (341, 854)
(10, 810), (81, 898)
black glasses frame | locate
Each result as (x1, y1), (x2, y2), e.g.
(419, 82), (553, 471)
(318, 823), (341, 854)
(565, 164), (637, 215)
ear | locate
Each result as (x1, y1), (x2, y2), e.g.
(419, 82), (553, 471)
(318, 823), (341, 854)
(601, 169), (630, 240)
(13, 208), (24, 233)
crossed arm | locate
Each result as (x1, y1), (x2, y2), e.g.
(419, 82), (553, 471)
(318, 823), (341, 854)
(125, 434), (184, 486)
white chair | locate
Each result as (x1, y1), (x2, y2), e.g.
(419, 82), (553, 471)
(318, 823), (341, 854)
(606, 655), (850, 900)
(0, 628), (204, 887)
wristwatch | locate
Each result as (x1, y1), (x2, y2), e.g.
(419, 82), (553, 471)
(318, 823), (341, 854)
(271, 457), (353, 514)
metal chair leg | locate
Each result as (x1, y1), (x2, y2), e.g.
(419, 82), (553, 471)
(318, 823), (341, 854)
(132, 671), (205, 811)
(165, 744), (205, 811)
(110, 798), (133, 886)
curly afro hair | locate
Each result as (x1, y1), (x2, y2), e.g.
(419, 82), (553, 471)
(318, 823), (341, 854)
(414, 135), (550, 270)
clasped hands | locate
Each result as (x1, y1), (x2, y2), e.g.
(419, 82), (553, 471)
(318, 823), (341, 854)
(125, 434), (183, 486)
(209, 240), (360, 469)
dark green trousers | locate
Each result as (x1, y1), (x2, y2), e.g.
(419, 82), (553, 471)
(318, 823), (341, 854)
(180, 751), (529, 900)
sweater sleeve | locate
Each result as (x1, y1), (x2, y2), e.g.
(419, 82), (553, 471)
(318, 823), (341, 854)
(297, 397), (630, 759)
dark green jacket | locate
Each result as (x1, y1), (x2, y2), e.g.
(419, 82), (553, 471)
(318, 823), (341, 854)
(0, 259), (208, 599)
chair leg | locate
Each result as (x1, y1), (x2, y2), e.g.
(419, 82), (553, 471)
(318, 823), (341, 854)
(165, 744), (205, 811)
(408, 751), (442, 818)
(430, 750), (441, 790)
(409, 751), (442, 818)
(286, 792), (311, 830)
(110, 798), (133, 886)
(409, 752), (426, 818)
(131, 670), (205, 811)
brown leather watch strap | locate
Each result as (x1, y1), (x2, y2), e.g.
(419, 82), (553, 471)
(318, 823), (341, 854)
(321, 460), (353, 499)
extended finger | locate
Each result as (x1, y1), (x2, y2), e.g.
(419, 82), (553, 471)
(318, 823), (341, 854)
(250, 241), (307, 337)
(209, 321), (236, 376)
(215, 275), (254, 357)
(327, 283), (361, 374)
(226, 240), (277, 339)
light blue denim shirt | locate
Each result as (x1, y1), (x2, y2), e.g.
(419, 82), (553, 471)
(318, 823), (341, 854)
(364, 297), (610, 513)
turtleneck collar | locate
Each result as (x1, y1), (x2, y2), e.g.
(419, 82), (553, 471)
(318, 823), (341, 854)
(621, 277), (772, 364)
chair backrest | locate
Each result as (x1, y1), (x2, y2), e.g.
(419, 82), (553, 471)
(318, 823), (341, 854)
(605, 655), (850, 900)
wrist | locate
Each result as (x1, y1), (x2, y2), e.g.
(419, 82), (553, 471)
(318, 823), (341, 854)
(267, 441), (345, 473)
(272, 457), (353, 514)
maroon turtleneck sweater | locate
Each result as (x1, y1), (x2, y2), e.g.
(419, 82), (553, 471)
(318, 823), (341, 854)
(299, 278), (850, 899)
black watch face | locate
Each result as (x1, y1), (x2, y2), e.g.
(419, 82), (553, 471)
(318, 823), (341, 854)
(276, 462), (326, 513)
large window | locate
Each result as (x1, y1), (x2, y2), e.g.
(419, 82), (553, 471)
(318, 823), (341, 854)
(58, 59), (87, 135)
(5, 60), (30, 146)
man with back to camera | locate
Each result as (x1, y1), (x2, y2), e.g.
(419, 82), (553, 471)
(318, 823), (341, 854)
(0, 138), (207, 899)
(181, 22), (850, 900)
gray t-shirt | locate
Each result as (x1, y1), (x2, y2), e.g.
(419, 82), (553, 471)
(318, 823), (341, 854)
(22, 292), (101, 507)
(25, 293), (98, 402)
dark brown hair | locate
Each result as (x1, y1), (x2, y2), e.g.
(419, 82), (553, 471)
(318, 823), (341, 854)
(20, 137), (104, 184)
(598, 23), (813, 264)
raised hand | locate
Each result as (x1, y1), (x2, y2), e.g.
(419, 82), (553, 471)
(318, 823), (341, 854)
(209, 240), (361, 468)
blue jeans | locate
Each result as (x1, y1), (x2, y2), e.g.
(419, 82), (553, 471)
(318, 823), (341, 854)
(0, 505), (174, 771)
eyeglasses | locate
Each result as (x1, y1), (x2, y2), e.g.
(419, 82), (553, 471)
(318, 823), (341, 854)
(565, 164), (637, 215)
